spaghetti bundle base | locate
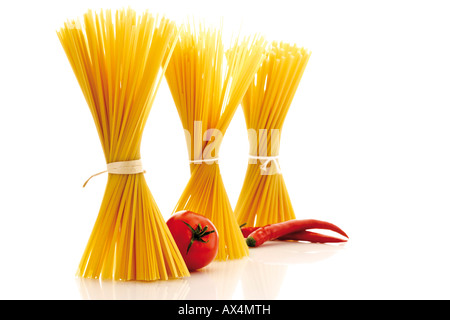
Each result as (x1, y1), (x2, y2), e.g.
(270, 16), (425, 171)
(58, 8), (189, 281)
(235, 42), (311, 228)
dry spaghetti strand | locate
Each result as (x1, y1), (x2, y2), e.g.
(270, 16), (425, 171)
(235, 41), (311, 227)
(164, 23), (267, 260)
(57, 8), (189, 281)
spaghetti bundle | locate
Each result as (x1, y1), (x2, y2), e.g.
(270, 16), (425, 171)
(57, 9), (189, 281)
(235, 42), (311, 227)
(164, 23), (267, 260)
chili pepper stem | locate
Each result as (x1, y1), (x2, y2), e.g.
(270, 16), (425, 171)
(246, 237), (256, 247)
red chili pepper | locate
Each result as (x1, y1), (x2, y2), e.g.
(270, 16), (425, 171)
(278, 230), (347, 243)
(240, 226), (260, 238)
(241, 227), (347, 243)
(245, 219), (348, 247)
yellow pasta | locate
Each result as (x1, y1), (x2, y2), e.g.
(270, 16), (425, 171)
(164, 23), (267, 260)
(57, 8), (189, 281)
(235, 41), (311, 227)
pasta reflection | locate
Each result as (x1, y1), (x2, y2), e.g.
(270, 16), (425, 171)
(77, 241), (344, 300)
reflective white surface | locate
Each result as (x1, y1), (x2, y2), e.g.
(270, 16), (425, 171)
(76, 241), (346, 300)
(1, 224), (450, 299)
(73, 234), (450, 300)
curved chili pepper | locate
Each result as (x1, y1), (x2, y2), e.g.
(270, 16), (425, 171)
(240, 226), (261, 238)
(241, 227), (347, 243)
(278, 230), (347, 243)
(245, 219), (348, 247)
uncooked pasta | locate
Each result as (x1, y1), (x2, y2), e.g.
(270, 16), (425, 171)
(164, 22), (267, 260)
(235, 41), (311, 227)
(57, 8), (189, 281)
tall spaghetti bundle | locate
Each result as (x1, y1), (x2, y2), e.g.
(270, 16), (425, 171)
(235, 42), (311, 227)
(57, 9), (189, 281)
(164, 23), (267, 260)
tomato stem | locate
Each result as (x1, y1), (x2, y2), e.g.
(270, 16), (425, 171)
(182, 221), (216, 254)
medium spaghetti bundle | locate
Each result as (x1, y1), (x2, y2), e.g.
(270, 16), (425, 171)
(235, 42), (311, 227)
(164, 23), (267, 260)
(57, 9), (189, 281)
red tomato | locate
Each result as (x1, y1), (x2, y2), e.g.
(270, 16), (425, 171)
(166, 210), (219, 271)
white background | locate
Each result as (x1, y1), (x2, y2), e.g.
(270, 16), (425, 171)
(1, 0), (449, 299)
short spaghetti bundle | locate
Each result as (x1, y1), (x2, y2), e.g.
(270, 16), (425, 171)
(235, 42), (311, 227)
(164, 23), (267, 260)
(57, 9), (189, 281)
